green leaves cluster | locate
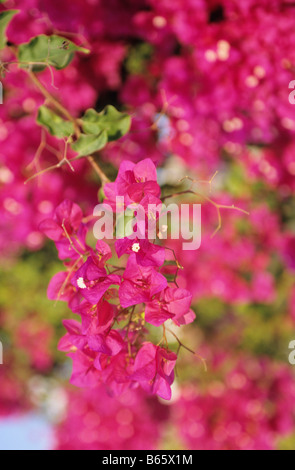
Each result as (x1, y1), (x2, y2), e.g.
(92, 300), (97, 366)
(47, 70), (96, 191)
(72, 106), (131, 157)
(37, 105), (131, 157)
(37, 106), (75, 139)
(0, 11), (131, 157)
(81, 106), (131, 141)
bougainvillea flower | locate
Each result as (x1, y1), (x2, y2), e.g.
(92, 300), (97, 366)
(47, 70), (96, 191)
(94, 240), (113, 266)
(60, 317), (124, 357)
(47, 271), (77, 303)
(40, 199), (88, 260)
(68, 350), (100, 388)
(104, 159), (161, 209)
(119, 254), (167, 308)
(88, 330), (124, 356)
(99, 352), (134, 396)
(85, 301), (124, 356)
(72, 257), (121, 304)
(39, 200), (84, 241)
(79, 299), (115, 335)
(58, 319), (88, 352)
(116, 237), (165, 267)
(145, 287), (195, 326)
(131, 343), (177, 400)
(127, 181), (161, 204)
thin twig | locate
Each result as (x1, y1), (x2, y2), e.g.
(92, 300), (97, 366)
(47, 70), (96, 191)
(163, 189), (249, 238)
(166, 327), (207, 372)
(27, 70), (110, 185)
(28, 70), (80, 137)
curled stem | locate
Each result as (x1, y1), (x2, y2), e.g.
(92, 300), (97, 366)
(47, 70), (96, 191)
(163, 187), (249, 238)
(166, 327), (207, 372)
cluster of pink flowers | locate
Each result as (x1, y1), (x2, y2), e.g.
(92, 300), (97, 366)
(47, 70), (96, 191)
(41, 159), (195, 400)
(99, 0), (295, 188)
(53, 352), (295, 451)
(2, 0), (295, 258)
(54, 385), (168, 450)
(173, 355), (295, 450)
(169, 202), (282, 305)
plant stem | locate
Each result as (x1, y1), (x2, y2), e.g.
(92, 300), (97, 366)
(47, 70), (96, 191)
(27, 70), (110, 185)
(88, 156), (110, 185)
(28, 71), (80, 136)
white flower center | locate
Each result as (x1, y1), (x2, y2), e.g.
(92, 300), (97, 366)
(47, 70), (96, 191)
(132, 243), (141, 253)
(77, 277), (87, 289)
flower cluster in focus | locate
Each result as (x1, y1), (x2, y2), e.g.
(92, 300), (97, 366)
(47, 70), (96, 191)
(41, 159), (195, 400)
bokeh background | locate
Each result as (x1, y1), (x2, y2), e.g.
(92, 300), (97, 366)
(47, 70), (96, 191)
(1, 0), (295, 450)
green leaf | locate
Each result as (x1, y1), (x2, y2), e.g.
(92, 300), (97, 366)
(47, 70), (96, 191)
(71, 131), (108, 157)
(37, 106), (74, 139)
(81, 106), (131, 142)
(0, 10), (19, 50)
(18, 35), (90, 71)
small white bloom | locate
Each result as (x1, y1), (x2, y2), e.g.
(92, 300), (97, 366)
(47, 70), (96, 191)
(132, 243), (141, 253)
(77, 277), (87, 289)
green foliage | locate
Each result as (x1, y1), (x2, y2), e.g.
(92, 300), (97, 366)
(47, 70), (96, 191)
(223, 161), (251, 199)
(278, 433), (295, 450)
(194, 297), (227, 331)
(0, 247), (68, 325)
(70, 105), (131, 157)
(0, 245), (71, 365)
(37, 105), (74, 138)
(81, 106), (131, 142)
(71, 131), (108, 157)
(0, 9), (19, 50)
(125, 42), (154, 75)
(18, 35), (89, 71)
